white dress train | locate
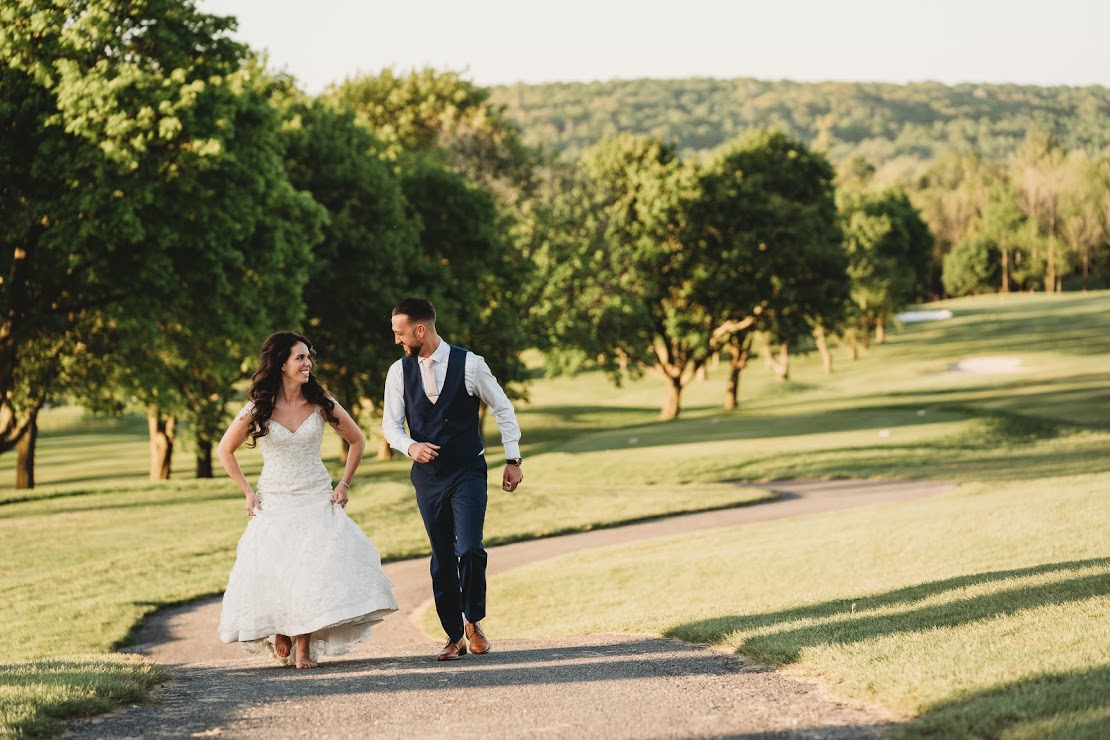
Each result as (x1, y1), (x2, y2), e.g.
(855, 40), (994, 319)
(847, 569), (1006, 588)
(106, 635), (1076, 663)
(218, 402), (398, 660)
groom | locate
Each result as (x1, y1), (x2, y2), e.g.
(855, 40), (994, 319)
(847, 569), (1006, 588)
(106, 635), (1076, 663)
(383, 297), (524, 660)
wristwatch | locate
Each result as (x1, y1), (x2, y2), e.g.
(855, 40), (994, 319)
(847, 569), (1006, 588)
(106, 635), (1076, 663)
(505, 457), (522, 466)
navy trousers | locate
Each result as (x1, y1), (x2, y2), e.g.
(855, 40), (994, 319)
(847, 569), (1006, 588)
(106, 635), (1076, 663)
(412, 455), (488, 642)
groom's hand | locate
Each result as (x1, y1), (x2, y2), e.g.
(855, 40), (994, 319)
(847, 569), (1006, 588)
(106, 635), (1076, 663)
(408, 442), (441, 464)
(502, 464), (523, 493)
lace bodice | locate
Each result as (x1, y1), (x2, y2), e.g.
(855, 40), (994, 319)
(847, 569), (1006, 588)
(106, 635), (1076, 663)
(238, 402), (333, 495)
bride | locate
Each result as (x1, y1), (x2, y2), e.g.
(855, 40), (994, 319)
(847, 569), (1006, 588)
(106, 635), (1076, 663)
(216, 331), (397, 668)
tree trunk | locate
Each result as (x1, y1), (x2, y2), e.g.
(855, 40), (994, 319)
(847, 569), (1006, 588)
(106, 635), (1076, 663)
(1045, 238), (1057, 293)
(148, 410), (176, 481)
(1001, 247), (1011, 293)
(195, 438), (213, 478)
(759, 334), (789, 382)
(15, 407), (38, 489)
(814, 326), (833, 374)
(724, 337), (750, 410)
(377, 437), (392, 461)
(874, 321), (886, 345)
(848, 331), (860, 361)
(660, 376), (682, 420)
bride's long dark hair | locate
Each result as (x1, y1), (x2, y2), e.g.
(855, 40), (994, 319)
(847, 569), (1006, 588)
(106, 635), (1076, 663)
(245, 331), (340, 446)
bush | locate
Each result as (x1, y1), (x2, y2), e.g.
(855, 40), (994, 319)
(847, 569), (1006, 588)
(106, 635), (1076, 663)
(942, 239), (1000, 296)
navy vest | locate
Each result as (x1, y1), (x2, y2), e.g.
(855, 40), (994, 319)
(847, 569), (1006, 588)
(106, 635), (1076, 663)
(402, 345), (483, 473)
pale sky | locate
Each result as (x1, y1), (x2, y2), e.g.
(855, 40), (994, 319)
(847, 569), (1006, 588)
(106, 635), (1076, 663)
(197, 0), (1109, 94)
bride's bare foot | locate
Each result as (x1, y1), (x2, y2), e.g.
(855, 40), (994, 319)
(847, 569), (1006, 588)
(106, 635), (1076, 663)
(295, 634), (318, 669)
(274, 633), (292, 658)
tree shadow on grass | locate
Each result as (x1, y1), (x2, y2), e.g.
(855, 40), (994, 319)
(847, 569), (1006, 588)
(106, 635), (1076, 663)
(667, 558), (1110, 664)
(667, 559), (1110, 736)
(892, 666), (1110, 739)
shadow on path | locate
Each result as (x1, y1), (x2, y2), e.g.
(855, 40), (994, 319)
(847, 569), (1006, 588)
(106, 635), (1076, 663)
(68, 635), (893, 739)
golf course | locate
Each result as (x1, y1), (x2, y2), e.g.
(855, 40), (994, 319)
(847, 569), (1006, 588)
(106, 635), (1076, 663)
(1, 290), (1108, 738)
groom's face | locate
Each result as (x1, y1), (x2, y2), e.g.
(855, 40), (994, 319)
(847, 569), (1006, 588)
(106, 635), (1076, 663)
(391, 314), (424, 357)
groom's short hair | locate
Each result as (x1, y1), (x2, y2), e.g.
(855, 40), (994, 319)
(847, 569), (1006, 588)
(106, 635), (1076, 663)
(393, 297), (436, 324)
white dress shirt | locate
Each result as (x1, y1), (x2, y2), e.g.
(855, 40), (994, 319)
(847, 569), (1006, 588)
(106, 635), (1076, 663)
(382, 340), (522, 460)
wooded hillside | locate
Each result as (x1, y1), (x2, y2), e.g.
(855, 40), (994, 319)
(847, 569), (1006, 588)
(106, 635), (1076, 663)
(490, 78), (1110, 181)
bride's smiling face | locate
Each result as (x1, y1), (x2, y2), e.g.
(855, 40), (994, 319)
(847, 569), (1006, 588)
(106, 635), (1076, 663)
(282, 342), (313, 385)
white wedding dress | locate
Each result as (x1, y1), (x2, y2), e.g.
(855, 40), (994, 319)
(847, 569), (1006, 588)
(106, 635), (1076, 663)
(218, 402), (398, 660)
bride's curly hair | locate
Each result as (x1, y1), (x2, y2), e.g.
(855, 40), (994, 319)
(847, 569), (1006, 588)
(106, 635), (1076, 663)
(245, 331), (340, 447)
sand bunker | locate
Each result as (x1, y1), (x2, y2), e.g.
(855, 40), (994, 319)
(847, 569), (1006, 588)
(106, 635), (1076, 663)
(949, 357), (1022, 373)
(896, 309), (953, 323)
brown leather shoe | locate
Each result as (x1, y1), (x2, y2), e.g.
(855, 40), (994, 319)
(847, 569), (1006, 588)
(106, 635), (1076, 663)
(465, 621), (491, 655)
(436, 638), (467, 661)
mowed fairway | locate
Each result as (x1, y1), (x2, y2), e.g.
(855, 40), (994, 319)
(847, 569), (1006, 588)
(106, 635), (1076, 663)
(482, 292), (1110, 739)
(3, 291), (1110, 737)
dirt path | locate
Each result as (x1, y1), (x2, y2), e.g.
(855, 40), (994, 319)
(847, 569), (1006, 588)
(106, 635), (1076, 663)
(66, 479), (952, 739)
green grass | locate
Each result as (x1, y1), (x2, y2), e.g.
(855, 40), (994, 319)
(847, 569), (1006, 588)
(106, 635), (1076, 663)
(4, 290), (1110, 737)
(472, 291), (1110, 739)
(0, 657), (168, 739)
(484, 476), (1109, 737)
(0, 398), (770, 736)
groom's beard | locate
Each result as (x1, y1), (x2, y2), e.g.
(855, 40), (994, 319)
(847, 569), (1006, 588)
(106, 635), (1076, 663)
(402, 341), (422, 357)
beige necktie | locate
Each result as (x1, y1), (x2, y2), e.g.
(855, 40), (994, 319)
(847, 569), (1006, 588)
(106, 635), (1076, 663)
(421, 358), (439, 403)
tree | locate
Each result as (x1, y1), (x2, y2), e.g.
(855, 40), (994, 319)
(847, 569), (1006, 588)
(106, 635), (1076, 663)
(279, 98), (422, 461)
(1, 0), (323, 485)
(942, 239), (1000, 297)
(979, 185), (1027, 293)
(839, 189), (934, 348)
(1058, 151), (1109, 291)
(398, 156), (531, 416)
(333, 68), (537, 449)
(331, 68), (536, 205)
(688, 130), (846, 402)
(910, 152), (999, 297)
(527, 134), (712, 419)
(1012, 133), (1069, 292)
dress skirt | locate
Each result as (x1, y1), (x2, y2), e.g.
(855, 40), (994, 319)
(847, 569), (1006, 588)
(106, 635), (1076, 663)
(218, 489), (398, 660)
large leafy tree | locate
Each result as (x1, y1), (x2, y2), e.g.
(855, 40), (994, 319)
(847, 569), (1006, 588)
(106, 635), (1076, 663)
(686, 130), (846, 403)
(839, 189), (934, 349)
(130, 68), (325, 481)
(279, 97), (422, 460)
(398, 155), (530, 410)
(977, 184), (1029, 294)
(0, 0), (322, 485)
(527, 134), (708, 419)
(332, 68), (537, 446)
(330, 67), (536, 205)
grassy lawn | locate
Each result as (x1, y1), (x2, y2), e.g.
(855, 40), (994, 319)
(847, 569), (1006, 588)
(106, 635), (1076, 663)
(0, 392), (771, 736)
(475, 291), (1110, 739)
(4, 290), (1110, 737)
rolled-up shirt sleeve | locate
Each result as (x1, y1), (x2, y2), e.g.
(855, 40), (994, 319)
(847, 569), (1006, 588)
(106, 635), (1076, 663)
(382, 359), (417, 457)
(465, 352), (522, 460)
